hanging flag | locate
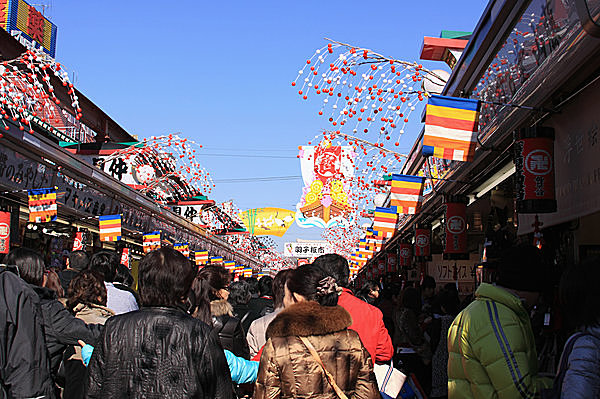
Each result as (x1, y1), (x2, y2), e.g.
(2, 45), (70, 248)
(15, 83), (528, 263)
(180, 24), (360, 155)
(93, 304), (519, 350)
(243, 267), (253, 278)
(72, 231), (84, 252)
(423, 95), (481, 162)
(174, 242), (190, 258)
(444, 197), (468, 259)
(120, 248), (130, 269)
(99, 215), (122, 242)
(195, 250), (209, 265)
(0, 211), (10, 254)
(210, 256), (223, 264)
(28, 187), (57, 223)
(390, 174), (425, 214)
(373, 207), (398, 236)
(224, 261), (236, 270)
(386, 252), (397, 273)
(415, 227), (432, 258)
(239, 207), (296, 237)
(399, 243), (413, 268)
(143, 231), (161, 254)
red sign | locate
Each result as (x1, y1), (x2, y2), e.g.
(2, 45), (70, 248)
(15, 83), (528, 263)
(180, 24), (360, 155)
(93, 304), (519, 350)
(0, 211), (10, 254)
(378, 259), (386, 276)
(415, 228), (431, 257)
(445, 202), (467, 255)
(314, 145), (342, 184)
(387, 253), (397, 272)
(514, 127), (556, 213)
(120, 248), (130, 269)
(72, 231), (84, 251)
(399, 243), (412, 267)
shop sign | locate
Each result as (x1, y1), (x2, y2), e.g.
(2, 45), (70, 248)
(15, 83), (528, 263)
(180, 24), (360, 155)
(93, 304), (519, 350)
(514, 126), (556, 213)
(399, 243), (412, 267)
(444, 201), (467, 256)
(0, 211), (10, 254)
(72, 231), (83, 251)
(284, 241), (332, 257)
(120, 248), (130, 269)
(415, 227), (431, 257)
(378, 258), (386, 275)
(387, 253), (397, 272)
(169, 204), (203, 225)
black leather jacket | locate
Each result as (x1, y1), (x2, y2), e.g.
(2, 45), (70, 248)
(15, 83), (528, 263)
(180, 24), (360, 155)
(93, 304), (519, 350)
(86, 306), (234, 399)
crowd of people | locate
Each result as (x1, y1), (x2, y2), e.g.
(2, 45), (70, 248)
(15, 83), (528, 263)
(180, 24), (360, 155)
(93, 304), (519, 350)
(1, 244), (599, 398)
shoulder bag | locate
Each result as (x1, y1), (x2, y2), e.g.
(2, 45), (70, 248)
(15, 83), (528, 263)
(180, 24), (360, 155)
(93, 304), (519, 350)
(299, 336), (349, 399)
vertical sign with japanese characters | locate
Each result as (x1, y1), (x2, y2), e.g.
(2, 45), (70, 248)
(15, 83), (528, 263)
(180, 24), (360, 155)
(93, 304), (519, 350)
(387, 252), (397, 273)
(514, 127), (557, 213)
(399, 243), (412, 267)
(0, 211), (10, 254)
(444, 200), (467, 257)
(415, 227), (431, 258)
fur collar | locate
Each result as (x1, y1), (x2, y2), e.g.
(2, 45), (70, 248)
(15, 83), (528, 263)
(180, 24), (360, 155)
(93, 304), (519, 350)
(267, 301), (352, 338)
(211, 299), (233, 317)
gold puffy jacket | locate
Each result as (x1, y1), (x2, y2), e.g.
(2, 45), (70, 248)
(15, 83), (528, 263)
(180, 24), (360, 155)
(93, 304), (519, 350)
(255, 301), (379, 399)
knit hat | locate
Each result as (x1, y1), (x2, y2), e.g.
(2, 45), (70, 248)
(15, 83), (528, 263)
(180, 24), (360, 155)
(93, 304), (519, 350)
(496, 245), (546, 292)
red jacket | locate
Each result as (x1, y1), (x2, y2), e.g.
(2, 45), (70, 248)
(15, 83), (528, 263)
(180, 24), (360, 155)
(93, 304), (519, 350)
(338, 288), (393, 364)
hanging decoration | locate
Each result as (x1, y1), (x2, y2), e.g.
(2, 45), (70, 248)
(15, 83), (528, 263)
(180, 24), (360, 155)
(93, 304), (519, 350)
(444, 196), (468, 259)
(142, 231), (161, 254)
(99, 214), (122, 242)
(373, 206), (398, 236)
(399, 243), (412, 268)
(390, 174), (425, 214)
(28, 187), (57, 223)
(423, 95), (481, 162)
(174, 242), (190, 258)
(0, 211), (10, 254)
(120, 248), (130, 269)
(414, 226), (432, 259)
(514, 126), (556, 214)
(72, 231), (84, 252)
(386, 252), (397, 273)
(239, 207), (295, 237)
(195, 250), (208, 265)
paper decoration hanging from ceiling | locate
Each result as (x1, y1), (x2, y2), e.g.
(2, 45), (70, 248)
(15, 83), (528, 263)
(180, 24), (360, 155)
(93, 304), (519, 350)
(143, 231), (161, 254)
(28, 187), (57, 223)
(99, 215), (121, 242)
(174, 242), (189, 258)
(390, 174), (425, 214)
(423, 95), (480, 162)
(373, 207), (398, 237)
(296, 141), (355, 228)
(239, 208), (295, 237)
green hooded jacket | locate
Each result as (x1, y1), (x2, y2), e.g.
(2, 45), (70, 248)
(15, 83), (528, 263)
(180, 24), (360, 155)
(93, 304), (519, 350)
(447, 283), (552, 398)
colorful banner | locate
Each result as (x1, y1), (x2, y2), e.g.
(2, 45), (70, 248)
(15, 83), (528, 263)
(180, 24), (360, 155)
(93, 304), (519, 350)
(399, 243), (412, 268)
(373, 207), (398, 236)
(195, 250), (208, 265)
(390, 174), (425, 214)
(72, 231), (84, 252)
(99, 214), (121, 242)
(0, 211), (10, 254)
(224, 261), (236, 270)
(120, 248), (130, 269)
(514, 127), (556, 213)
(28, 187), (57, 223)
(386, 252), (397, 273)
(174, 242), (189, 258)
(423, 95), (480, 162)
(415, 227), (431, 257)
(239, 207), (295, 237)
(210, 256), (223, 264)
(143, 231), (161, 254)
(444, 200), (468, 256)
(0, 0), (58, 57)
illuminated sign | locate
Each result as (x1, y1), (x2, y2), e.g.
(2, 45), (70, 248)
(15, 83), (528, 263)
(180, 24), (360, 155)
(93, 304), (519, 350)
(0, 0), (57, 57)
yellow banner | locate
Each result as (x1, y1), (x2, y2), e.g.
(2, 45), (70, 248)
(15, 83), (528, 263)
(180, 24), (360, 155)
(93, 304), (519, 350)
(239, 207), (295, 237)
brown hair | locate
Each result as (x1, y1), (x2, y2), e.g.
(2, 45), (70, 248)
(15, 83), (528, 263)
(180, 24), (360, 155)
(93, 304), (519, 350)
(44, 269), (65, 298)
(67, 270), (107, 310)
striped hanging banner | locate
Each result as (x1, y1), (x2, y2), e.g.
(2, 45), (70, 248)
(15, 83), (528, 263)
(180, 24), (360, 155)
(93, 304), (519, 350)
(210, 256), (223, 264)
(28, 187), (57, 223)
(224, 261), (236, 270)
(195, 250), (209, 265)
(373, 207), (398, 236)
(174, 243), (190, 258)
(143, 231), (161, 254)
(390, 174), (425, 214)
(423, 95), (481, 162)
(99, 215), (121, 242)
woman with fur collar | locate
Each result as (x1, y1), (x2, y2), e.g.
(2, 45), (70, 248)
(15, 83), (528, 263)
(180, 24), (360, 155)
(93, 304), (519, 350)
(255, 264), (379, 399)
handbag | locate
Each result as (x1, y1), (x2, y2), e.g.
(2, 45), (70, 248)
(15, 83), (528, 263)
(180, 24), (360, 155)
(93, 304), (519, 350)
(374, 362), (407, 399)
(299, 336), (349, 399)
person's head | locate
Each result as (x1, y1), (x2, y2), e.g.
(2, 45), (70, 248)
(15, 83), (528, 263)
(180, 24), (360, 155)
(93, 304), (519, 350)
(228, 280), (251, 306)
(258, 275), (273, 298)
(245, 277), (259, 297)
(44, 269), (64, 298)
(312, 253), (350, 288)
(197, 265), (231, 301)
(420, 275), (436, 299)
(89, 250), (119, 283)
(559, 258), (600, 330)
(138, 247), (196, 307)
(284, 264), (339, 307)
(114, 263), (134, 287)
(437, 287), (460, 316)
(67, 250), (89, 272)
(272, 269), (292, 309)
(4, 247), (45, 286)
(363, 280), (380, 299)
(496, 244), (546, 308)
(67, 270), (107, 310)
(401, 287), (421, 314)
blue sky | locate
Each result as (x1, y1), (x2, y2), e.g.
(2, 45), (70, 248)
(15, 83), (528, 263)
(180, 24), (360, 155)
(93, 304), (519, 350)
(46, 0), (488, 250)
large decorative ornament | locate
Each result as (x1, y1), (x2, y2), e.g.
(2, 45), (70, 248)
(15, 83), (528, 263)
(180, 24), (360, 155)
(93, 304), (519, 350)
(239, 208), (295, 237)
(514, 126), (556, 214)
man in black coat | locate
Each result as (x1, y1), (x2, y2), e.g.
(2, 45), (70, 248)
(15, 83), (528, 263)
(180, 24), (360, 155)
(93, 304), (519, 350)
(0, 266), (55, 399)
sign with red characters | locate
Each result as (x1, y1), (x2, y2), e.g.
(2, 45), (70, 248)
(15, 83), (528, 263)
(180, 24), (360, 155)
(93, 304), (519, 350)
(72, 231), (84, 251)
(387, 253), (397, 273)
(514, 127), (557, 213)
(0, 211), (10, 254)
(399, 243), (412, 267)
(444, 199), (468, 258)
(120, 248), (130, 269)
(415, 227), (431, 257)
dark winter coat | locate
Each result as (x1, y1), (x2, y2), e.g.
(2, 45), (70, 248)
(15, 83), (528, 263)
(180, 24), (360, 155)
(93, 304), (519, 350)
(0, 269), (55, 399)
(255, 301), (379, 399)
(86, 306), (234, 399)
(561, 324), (600, 398)
(31, 285), (102, 379)
(211, 299), (250, 360)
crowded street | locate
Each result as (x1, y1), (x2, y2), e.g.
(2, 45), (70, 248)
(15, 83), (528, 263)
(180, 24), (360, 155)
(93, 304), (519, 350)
(1, 0), (600, 398)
